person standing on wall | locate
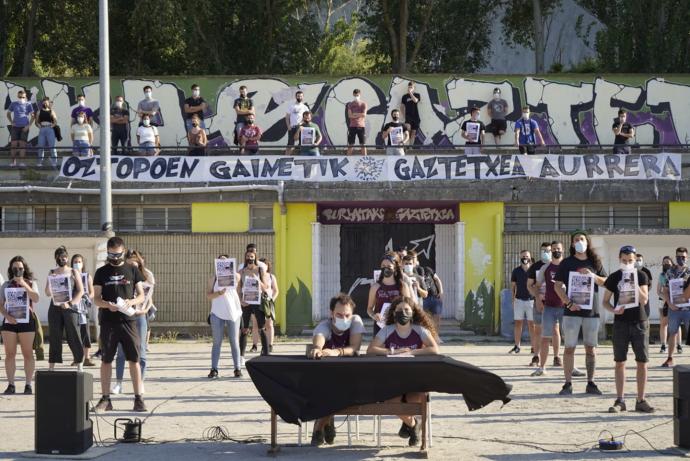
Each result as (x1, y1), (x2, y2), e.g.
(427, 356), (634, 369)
(183, 83), (208, 132)
(70, 94), (94, 125)
(6, 89), (35, 167)
(612, 109), (635, 155)
(295, 111), (322, 156)
(514, 106), (544, 155)
(35, 96), (58, 167)
(239, 114), (262, 155)
(233, 85), (254, 147)
(510, 250), (536, 356)
(346, 89), (368, 156)
(461, 106), (485, 156)
(110, 95), (130, 155)
(93, 237), (147, 412)
(486, 87), (509, 145)
(381, 109), (409, 156)
(137, 85), (161, 126)
(401, 81), (421, 147)
(285, 90), (310, 155)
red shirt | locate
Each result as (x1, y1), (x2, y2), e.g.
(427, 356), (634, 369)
(543, 262), (564, 308)
(347, 101), (367, 128)
(240, 125), (262, 146)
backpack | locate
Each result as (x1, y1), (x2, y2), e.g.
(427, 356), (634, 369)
(423, 267), (439, 297)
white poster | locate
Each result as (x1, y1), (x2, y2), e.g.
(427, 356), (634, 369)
(377, 302), (391, 329)
(617, 270), (639, 309)
(242, 274), (261, 305)
(4, 287), (30, 324)
(465, 122), (481, 143)
(48, 274), (72, 305)
(300, 127), (315, 146)
(568, 272), (594, 310)
(373, 270), (381, 282)
(215, 258), (236, 288)
(669, 278), (690, 309)
(389, 126), (404, 145)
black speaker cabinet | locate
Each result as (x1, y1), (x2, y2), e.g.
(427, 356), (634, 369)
(35, 371), (94, 455)
(674, 365), (690, 449)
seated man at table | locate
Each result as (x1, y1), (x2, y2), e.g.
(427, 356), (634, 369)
(367, 296), (439, 446)
(307, 293), (364, 446)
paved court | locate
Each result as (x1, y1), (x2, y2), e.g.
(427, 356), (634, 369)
(0, 340), (687, 460)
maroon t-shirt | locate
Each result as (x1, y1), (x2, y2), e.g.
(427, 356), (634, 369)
(374, 283), (401, 314)
(543, 262), (564, 308)
(325, 329), (351, 349)
(376, 324), (429, 350)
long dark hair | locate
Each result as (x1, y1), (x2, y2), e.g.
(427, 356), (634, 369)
(569, 233), (602, 272)
(7, 255), (34, 282)
(384, 296), (438, 339)
(377, 253), (404, 289)
(71, 253), (86, 269)
(126, 249), (152, 282)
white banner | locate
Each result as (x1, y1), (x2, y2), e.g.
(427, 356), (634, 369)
(59, 153), (682, 183)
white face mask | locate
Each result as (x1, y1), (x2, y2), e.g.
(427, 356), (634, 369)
(471, 114), (480, 121)
(192, 90), (200, 97)
(541, 251), (552, 263)
(522, 112), (530, 120)
(78, 100), (85, 107)
(145, 91), (152, 99)
(143, 119), (150, 126)
(403, 264), (414, 275)
(493, 93), (500, 100)
(574, 240), (587, 254)
(634, 260), (643, 269)
(73, 263), (83, 271)
(115, 101), (123, 108)
(334, 317), (352, 331)
(77, 117), (85, 124)
(620, 262), (635, 272)
(354, 96), (360, 101)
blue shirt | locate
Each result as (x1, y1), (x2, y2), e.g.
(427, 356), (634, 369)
(8, 101), (34, 127)
(514, 118), (539, 145)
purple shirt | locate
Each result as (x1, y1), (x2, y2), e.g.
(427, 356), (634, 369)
(8, 101), (34, 127)
(376, 324), (430, 350)
(71, 106), (94, 121)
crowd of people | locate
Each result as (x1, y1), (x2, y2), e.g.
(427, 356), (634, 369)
(509, 232), (690, 413)
(5, 82), (639, 165)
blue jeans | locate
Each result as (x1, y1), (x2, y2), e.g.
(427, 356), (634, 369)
(668, 309), (690, 336)
(37, 126), (57, 164)
(73, 140), (91, 156)
(210, 313), (241, 371)
(115, 314), (147, 381)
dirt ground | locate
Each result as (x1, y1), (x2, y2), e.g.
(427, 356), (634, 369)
(0, 339), (688, 460)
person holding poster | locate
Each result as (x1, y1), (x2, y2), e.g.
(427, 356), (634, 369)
(207, 254), (243, 379)
(0, 256), (40, 395)
(71, 254), (97, 367)
(45, 246), (84, 371)
(295, 111), (322, 156)
(367, 253), (412, 337)
(603, 245), (655, 413)
(382, 109), (409, 156)
(661, 247), (690, 368)
(238, 251), (270, 357)
(461, 107), (486, 156)
(554, 231), (607, 396)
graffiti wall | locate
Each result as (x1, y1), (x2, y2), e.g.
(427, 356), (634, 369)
(2, 75), (689, 149)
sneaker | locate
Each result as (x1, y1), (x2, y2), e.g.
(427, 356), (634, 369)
(208, 368), (219, 379)
(83, 358), (97, 367)
(678, 345), (683, 354)
(234, 369), (242, 378)
(530, 348), (535, 354)
(508, 345), (521, 354)
(408, 418), (421, 447)
(111, 382), (123, 395)
(660, 344), (667, 354)
(553, 356), (562, 367)
(324, 422), (336, 444)
(250, 345), (258, 352)
(529, 355), (540, 366)
(635, 399), (655, 413)
(94, 396), (113, 411)
(133, 396), (147, 412)
(398, 422), (411, 438)
(558, 383), (572, 395)
(572, 368), (585, 377)
(608, 399), (626, 413)
(3, 384), (16, 395)
(662, 358), (674, 368)
(586, 382), (603, 395)
(531, 368), (546, 377)
(93, 349), (103, 359)
(310, 429), (325, 447)
(23, 384), (32, 395)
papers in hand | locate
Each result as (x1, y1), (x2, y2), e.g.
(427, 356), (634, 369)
(567, 272), (594, 310)
(300, 127), (315, 145)
(215, 258), (236, 288)
(387, 353), (414, 357)
(377, 303), (391, 329)
(116, 297), (136, 317)
(4, 287), (30, 324)
(617, 270), (639, 309)
(669, 278), (690, 309)
(48, 274), (72, 305)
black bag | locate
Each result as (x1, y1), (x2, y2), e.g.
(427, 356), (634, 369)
(260, 292), (275, 319)
(53, 125), (62, 142)
(423, 267), (439, 297)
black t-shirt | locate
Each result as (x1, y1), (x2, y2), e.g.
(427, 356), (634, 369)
(527, 261), (545, 281)
(93, 263), (144, 323)
(604, 269), (649, 322)
(184, 96), (206, 120)
(555, 255), (607, 318)
(511, 266), (533, 300)
(640, 267), (652, 286)
(110, 107), (129, 125)
(383, 121), (407, 146)
(233, 97), (254, 123)
(461, 120), (486, 145)
(401, 93), (421, 122)
(613, 119), (633, 145)
(421, 266), (439, 297)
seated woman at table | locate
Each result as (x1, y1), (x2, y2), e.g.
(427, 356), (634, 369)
(367, 296), (439, 446)
(307, 293), (365, 446)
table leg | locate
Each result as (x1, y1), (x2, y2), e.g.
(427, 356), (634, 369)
(268, 408), (280, 455)
(420, 402), (428, 457)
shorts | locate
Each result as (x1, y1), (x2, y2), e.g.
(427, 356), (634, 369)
(10, 126), (29, 142)
(100, 319), (140, 364)
(405, 119), (420, 131)
(533, 308), (542, 325)
(668, 309), (690, 336)
(519, 144), (536, 155)
(73, 140), (91, 156)
(347, 127), (366, 145)
(541, 307), (564, 338)
(613, 320), (649, 363)
(487, 119), (507, 135)
(513, 299), (534, 321)
(287, 126), (299, 146)
(299, 147), (320, 156)
(1, 314), (36, 334)
(612, 145), (631, 155)
(562, 316), (599, 348)
(465, 145), (481, 156)
(423, 296), (443, 315)
(386, 146), (405, 156)
(139, 141), (157, 154)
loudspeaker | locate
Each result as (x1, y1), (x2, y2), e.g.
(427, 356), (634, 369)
(35, 371), (94, 455)
(674, 365), (690, 449)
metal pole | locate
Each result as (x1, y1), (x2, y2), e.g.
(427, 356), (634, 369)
(98, 0), (112, 232)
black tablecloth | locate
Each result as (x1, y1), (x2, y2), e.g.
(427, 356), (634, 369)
(246, 355), (512, 425)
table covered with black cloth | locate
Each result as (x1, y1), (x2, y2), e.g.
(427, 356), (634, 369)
(246, 355), (512, 425)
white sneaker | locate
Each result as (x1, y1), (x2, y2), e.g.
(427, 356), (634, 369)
(572, 368), (585, 377)
(111, 382), (122, 395)
(531, 368), (546, 377)
(240, 356), (245, 368)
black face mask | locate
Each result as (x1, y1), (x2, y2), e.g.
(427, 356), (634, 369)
(663, 263), (672, 272)
(246, 259), (256, 266)
(521, 258), (530, 265)
(382, 268), (394, 278)
(677, 256), (687, 267)
(56, 257), (68, 267)
(552, 251), (562, 259)
(394, 311), (411, 325)
(192, 122), (198, 127)
(247, 120), (254, 125)
(12, 267), (24, 278)
(392, 116), (399, 121)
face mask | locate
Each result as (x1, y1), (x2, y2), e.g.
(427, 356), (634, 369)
(192, 90), (200, 97)
(246, 258), (256, 266)
(354, 96), (360, 101)
(19, 97), (26, 102)
(521, 257), (530, 265)
(620, 118), (626, 124)
(541, 251), (552, 263)
(522, 112), (530, 120)
(143, 119), (150, 126)
(334, 317), (352, 331)
(107, 252), (124, 264)
(403, 264), (414, 275)
(78, 100), (85, 107)
(56, 257), (68, 267)
(574, 240), (587, 254)
(12, 267), (24, 278)
(192, 122), (199, 127)
(247, 120), (254, 125)
(296, 97), (303, 103)
(663, 263), (672, 272)
(394, 311), (411, 325)
(620, 262), (635, 271)
(73, 263), (83, 271)
(43, 102), (50, 108)
(392, 116), (399, 121)
(677, 256), (687, 266)
(382, 267), (394, 278)
(493, 93), (500, 100)
(552, 250), (563, 259)
(634, 260), (643, 269)
(145, 91), (152, 99)
(115, 101), (123, 108)
(77, 117), (85, 124)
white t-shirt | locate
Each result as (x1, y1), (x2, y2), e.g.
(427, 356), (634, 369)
(287, 102), (309, 128)
(210, 279), (242, 322)
(137, 125), (159, 144)
(71, 123), (92, 141)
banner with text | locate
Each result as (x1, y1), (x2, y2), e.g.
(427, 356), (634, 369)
(59, 153), (682, 183)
